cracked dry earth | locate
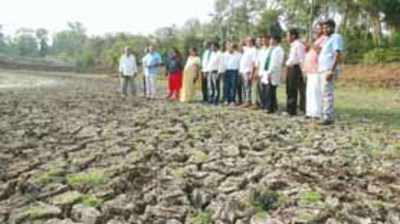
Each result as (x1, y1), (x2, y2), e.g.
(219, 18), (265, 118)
(0, 71), (399, 224)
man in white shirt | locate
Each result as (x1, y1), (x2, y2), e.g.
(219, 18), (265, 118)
(318, 19), (343, 125)
(206, 42), (224, 105)
(260, 35), (285, 113)
(254, 35), (270, 109)
(201, 42), (212, 103)
(239, 37), (257, 107)
(118, 47), (138, 97)
(223, 42), (241, 106)
(141, 47), (149, 97)
(286, 28), (306, 115)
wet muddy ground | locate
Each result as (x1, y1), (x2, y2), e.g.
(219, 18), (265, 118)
(0, 70), (399, 224)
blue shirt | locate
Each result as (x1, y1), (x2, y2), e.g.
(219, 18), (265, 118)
(143, 52), (162, 76)
(318, 33), (344, 72)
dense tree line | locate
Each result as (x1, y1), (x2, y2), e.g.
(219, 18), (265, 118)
(0, 0), (399, 72)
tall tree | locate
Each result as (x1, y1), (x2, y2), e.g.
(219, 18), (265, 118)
(36, 28), (49, 57)
(377, 0), (400, 44)
(14, 28), (38, 56)
(52, 22), (87, 58)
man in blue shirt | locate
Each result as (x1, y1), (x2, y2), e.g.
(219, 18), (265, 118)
(142, 45), (162, 99)
(318, 19), (344, 125)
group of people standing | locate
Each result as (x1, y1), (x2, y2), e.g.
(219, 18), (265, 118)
(118, 19), (343, 126)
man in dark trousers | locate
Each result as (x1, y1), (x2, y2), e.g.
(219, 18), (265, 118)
(201, 41), (211, 103)
(286, 28), (306, 115)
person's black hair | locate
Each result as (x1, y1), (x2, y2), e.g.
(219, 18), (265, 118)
(212, 42), (220, 50)
(232, 43), (238, 50)
(271, 35), (282, 43)
(250, 38), (256, 46)
(324, 19), (336, 29)
(289, 28), (300, 39)
(190, 47), (198, 55)
(172, 47), (182, 59)
(222, 40), (228, 51)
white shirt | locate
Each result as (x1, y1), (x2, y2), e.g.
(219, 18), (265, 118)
(261, 45), (285, 86)
(142, 55), (148, 76)
(224, 51), (241, 70)
(286, 39), (306, 66)
(256, 47), (269, 77)
(202, 49), (211, 72)
(239, 46), (257, 74)
(318, 33), (343, 72)
(206, 51), (222, 72)
(217, 51), (226, 74)
(119, 54), (138, 77)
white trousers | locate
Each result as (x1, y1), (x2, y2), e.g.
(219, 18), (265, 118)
(306, 73), (322, 118)
(145, 75), (156, 98)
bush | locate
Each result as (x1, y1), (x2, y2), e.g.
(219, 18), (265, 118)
(75, 51), (95, 73)
(362, 48), (400, 64)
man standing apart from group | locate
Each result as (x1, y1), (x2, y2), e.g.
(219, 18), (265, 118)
(142, 45), (162, 99)
(118, 47), (138, 98)
(239, 37), (257, 107)
(318, 19), (343, 125)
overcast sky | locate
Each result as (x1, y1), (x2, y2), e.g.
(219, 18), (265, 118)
(1, 0), (215, 36)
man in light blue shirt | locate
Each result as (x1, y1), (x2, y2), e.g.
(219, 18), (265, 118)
(142, 45), (162, 99)
(318, 19), (344, 125)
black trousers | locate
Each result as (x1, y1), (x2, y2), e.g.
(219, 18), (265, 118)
(236, 75), (243, 104)
(223, 70), (238, 104)
(255, 79), (263, 106)
(261, 83), (278, 112)
(286, 65), (306, 115)
(201, 72), (208, 102)
(207, 71), (222, 105)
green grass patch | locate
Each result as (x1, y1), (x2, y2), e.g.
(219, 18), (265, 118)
(24, 203), (61, 219)
(249, 187), (287, 213)
(67, 169), (109, 189)
(52, 191), (83, 206)
(255, 211), (269, 220)
(191, 211), (212, 224)
(298, 191), (322, 206)
(171, 167), (187, 179)
(81, 194), (104, 208)
(191, 150), (209, 163)
(34, 167), (65, 185)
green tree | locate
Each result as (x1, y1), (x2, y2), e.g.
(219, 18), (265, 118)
(256, 9), (280, 36)
(52, 22), (87, 58)
(377, 0), (400, 44)
(14, 28), (38, 56)
(36, 28), (49, 57)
